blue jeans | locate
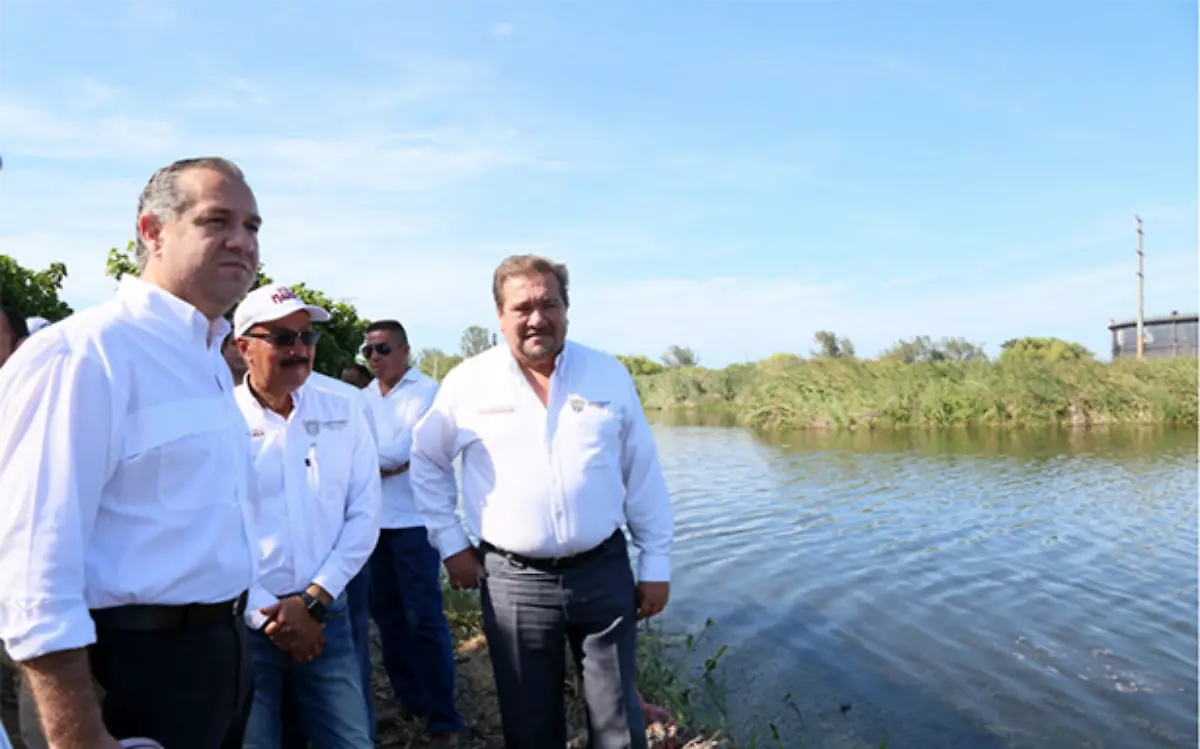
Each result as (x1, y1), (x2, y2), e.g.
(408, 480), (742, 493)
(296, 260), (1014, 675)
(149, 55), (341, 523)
(369, 527), (463, 734)
(279, 565), (375, 748)
(244, 593), (372, 749)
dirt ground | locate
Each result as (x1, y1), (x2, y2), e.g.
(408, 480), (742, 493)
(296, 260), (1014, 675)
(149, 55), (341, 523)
(0, 614), (726, 749)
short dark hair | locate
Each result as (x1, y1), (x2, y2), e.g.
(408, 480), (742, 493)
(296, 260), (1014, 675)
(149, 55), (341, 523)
(1, 306), (29, 341)
(343, 363), (373, 382)
(365, 319), (408, 347)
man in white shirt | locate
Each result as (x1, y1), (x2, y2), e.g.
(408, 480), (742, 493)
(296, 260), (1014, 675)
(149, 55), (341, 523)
(0, 157), (263, 749)
(303, 367), (379, 742)
(361, 320), (464, 743)
(231, 284), (381, 748)
(411, 254), (675, 749)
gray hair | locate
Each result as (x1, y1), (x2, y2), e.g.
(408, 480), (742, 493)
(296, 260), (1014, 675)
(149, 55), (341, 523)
(134, 157), (247, 272)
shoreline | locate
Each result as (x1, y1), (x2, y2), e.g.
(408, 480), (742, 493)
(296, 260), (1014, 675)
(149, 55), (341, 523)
(373, 585), (729, 748)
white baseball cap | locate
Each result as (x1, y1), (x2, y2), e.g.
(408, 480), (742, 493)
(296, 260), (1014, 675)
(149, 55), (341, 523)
(233, 284), (331, 337)
(26, 316), (50, 335)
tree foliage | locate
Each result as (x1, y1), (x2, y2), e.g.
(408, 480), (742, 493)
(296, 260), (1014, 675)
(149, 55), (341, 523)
(812, 330), (855, 359)
(999, 336), (1093, 363)
(460, 325), (496, 358)
(105, 243), (369, 376)
(0, 256), (74, 320)
(415, 347), (463, 382)
(662, 344), (698, 368)
(883, 335), (988, 363)
(617, 354), (666, 376)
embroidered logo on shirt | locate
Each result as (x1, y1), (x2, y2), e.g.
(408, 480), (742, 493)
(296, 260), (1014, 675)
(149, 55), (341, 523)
(304, 420), (321, 436)
(321, 419), (348, 430)
(478, 406), (516, 415)
(250, 428), (265, 439)
(569, 396), (610, 412)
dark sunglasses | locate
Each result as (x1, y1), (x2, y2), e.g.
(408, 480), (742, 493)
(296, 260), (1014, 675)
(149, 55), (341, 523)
(243, 329), (321, 348)
(359, 342), (392, 358)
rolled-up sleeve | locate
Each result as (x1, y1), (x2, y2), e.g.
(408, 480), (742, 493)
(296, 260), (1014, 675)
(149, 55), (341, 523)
(0, 342), (114, 662)
(411, 382), (470, 560)
(618, 374), (674, 583)
(312, 409), (382, 598)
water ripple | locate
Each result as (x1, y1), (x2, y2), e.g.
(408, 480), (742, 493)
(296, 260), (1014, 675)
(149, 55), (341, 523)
(652, 422), (1199, 749)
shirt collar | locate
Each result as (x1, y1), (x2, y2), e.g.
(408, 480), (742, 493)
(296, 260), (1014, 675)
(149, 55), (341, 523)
(236, 378), (305, 420)
(370, 365), (422, 398)
(501, 340), (571, 378)
(117, 275), (231, 349)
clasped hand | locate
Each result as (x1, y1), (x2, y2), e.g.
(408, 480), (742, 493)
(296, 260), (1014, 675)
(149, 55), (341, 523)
(259, 596), (325, 662)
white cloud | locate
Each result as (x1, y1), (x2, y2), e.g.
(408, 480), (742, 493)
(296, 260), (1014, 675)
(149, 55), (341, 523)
(490, 21), (516, 39)
(2, 64), (1195, 369)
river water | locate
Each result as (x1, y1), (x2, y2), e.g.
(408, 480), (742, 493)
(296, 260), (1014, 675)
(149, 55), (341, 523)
(648, 413), (1198, 749)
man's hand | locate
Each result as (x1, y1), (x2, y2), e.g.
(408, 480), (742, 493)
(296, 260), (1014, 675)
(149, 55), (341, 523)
(20, 649), (119, 749)
(260, 596), (325, 662)
(381, 462), (410, 478)
(444, 547), (485, 590)
(637, 581), (670, 620)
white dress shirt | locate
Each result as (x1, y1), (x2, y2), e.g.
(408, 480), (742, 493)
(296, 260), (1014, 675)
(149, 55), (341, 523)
(365, 367), (439, 530)
(410, 341), (674, 582)
(308, 371), (377, 444)
(0, 277), (258, 662)
(236, 381), (381, 626)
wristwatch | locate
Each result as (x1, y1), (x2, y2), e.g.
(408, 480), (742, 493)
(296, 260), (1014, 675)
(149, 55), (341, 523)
(298, 591), (327, 622)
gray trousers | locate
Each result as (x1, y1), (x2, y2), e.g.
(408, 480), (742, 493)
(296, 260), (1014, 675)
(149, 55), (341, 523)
(479, 533), (647, 749)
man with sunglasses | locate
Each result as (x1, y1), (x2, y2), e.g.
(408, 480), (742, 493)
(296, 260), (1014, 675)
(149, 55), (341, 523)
(360, 320), (463, 745)
(231, 284), (381, 749)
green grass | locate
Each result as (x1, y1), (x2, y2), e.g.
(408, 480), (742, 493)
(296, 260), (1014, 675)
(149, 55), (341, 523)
(634, 357), (1199, 431)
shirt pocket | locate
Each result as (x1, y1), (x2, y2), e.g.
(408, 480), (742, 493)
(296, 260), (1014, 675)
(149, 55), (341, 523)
(566, 403), (622, 469)
(120, 396), (244, 511)
(308, 438), (352, 508)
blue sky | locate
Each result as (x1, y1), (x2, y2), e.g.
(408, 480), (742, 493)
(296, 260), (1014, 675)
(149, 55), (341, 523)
(1, 0), (1196, 365)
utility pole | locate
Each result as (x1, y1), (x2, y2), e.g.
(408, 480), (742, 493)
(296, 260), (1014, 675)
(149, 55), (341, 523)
(1136, 215), (1145, 360)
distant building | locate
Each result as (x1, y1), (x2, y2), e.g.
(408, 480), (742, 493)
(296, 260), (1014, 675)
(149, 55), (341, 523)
(1108, 312), (1198, 359)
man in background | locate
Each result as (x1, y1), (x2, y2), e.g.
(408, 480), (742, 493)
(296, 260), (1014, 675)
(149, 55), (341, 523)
(0, 306), (29, 368)
(222, 333), (248, 385)
(341, 363), (373, 389)
(362, 320), (463, 745)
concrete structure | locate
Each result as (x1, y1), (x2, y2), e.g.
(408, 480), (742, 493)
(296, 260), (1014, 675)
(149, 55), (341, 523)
(1108, 312), (1198, 359)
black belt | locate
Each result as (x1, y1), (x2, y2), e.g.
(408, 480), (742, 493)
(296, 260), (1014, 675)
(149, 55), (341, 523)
(90, 592), (248, 632)
(479, 530), (623, 571)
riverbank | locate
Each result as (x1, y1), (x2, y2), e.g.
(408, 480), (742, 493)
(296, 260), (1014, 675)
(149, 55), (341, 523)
(0, 592), (724, 744)
(374, 586), (730, 748)
(633, 356), (1200, 430)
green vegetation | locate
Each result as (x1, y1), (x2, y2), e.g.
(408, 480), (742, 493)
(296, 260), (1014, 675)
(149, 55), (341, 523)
(11, 254), (1194, 432)
(630, 333), (1199, 431)
(0, 256), (73, 320)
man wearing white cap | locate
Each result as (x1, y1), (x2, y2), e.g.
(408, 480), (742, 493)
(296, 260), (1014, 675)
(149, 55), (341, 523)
(231, 283), (381, 749)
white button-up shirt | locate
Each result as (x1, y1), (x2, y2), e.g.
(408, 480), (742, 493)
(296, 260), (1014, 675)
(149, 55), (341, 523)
(410, 341), (674, 582)
(0, 277), (258, 662)
(309, 371), (377, 444)
(365, 367), (439, 530)
(236, 381), (381, 626)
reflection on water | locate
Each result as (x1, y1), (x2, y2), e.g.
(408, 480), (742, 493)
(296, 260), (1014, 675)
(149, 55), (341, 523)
(647, 412), (1198, 749)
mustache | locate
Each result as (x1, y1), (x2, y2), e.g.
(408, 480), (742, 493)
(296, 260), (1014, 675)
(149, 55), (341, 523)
(281, 356), (310, 368)
(525, 326), (553, 337)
